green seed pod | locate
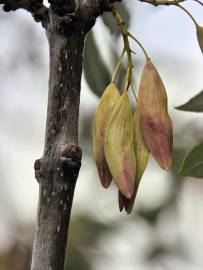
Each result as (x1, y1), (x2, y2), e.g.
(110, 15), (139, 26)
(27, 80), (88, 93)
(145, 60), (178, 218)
(196, 25), (203, 54)
(93, 83), (120, 188)
(138, 61), (173, 170)
(118, 111), (150, 214)
(105, 93), (136, 199)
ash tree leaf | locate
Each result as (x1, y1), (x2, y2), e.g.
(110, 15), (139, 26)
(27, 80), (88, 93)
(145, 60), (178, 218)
(84, 31), (111, 97)
(176, 90), (203, 112)
(179, 141), (203, 178)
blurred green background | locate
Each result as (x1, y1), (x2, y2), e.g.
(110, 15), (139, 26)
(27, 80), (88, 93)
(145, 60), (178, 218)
(0, 1), (203, 269)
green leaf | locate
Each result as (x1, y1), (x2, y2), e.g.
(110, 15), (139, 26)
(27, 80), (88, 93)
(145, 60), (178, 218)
(102, 2), (130, 36)
(84, 31), (111, 97)
(176, 90), (203, 112)
(179, 141), (203, 178)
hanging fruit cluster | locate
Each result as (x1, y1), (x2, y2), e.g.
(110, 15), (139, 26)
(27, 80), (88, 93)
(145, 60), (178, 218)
(93, 1), (202, 214)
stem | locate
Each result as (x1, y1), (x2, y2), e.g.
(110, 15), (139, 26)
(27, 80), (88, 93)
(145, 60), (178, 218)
(131, 79), (138, 103)
(111, 6), (133, 92)
(127, 32), (150, 61)
(138, 0), (184, 5)
(111, 48), (126, 83)
(192, 0), (203, 6)
(111, 5), (151, 92)
(177, 3), (198, 27)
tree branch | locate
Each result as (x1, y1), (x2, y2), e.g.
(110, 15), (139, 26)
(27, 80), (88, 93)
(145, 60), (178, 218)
(139, 0), (184, 5)
(31, 19), (85, 269)
(48, 0), (119, 21)
(0, 1), (122, 269)
(31, 1), (119, 268)
(0, 0), (48, 24)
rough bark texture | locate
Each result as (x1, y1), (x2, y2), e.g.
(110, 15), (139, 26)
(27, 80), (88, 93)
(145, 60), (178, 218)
(30, 3), (117, 270)
(31, 12), (85, 270)
(0, 1), (118, 270)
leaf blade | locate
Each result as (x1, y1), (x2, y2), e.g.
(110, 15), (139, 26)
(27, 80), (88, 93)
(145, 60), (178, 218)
(83, 31), (111, 97)
(180, 141), (203, 178)
(176, 90), (203, 112)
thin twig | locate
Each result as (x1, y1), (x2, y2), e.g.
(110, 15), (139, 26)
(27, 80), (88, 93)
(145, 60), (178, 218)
(111, 6), (133, 92)
(112, 48), (126, 83)
(127, 32), (151, 61)
(139, 0), (184, 5)
(131, 79), (138, 103)
(192, 0), (203, 5)
(177, 3), (198, 27)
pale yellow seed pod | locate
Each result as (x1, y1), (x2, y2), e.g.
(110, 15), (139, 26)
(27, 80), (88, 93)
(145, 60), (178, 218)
(93, 83), (120, 188)
(105, 93), (136, 199)
(138, 61), (173, 170)
(196, 25), (203, 54)
(118, 111), (150, 214)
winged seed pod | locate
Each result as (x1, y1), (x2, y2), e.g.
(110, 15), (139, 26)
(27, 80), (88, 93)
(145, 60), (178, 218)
(196, 25), (203, 54)
(134, 111), (150, 182)
(105, 93), (136, 199)
(118, 111), (150, 214)
(93, 83), (120, 188)
(138, 61), (173, 170)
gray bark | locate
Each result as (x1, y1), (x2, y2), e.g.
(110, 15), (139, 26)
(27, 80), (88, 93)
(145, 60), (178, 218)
(30, 3), (111, 270)
(0, 1), (118, 269)
(31, 11), (84, 270)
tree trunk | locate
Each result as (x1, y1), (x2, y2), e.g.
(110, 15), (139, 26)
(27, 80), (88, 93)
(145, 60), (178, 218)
(24, 0), (118, 268)
(0, 0), (118, 269)
(31, 11), (85, 270)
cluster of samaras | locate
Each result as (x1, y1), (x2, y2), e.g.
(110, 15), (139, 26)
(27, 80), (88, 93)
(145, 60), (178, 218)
(92, 0), (203, 214)
(93, 61), (173, 214)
